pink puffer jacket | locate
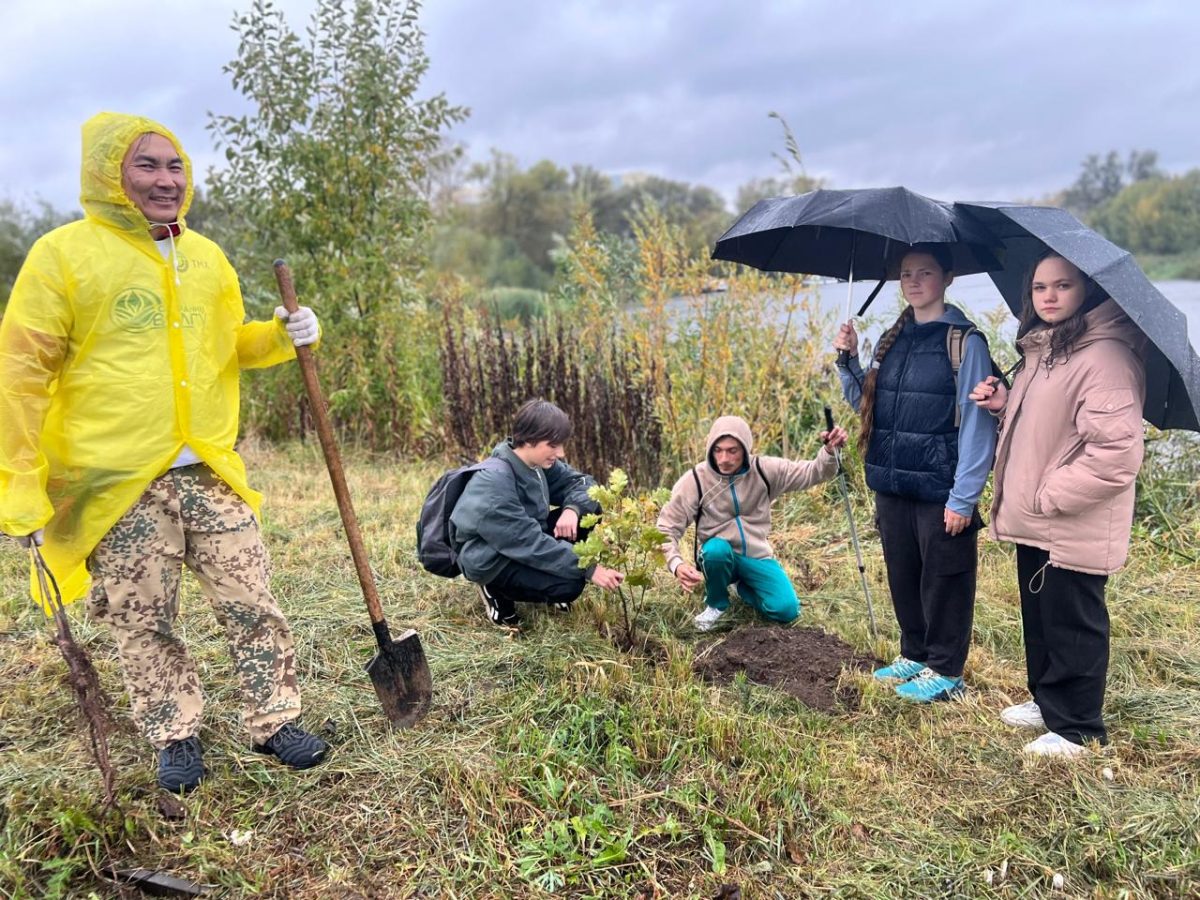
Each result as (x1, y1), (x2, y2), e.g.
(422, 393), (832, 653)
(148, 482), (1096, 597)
(990, 300), (1146, 575)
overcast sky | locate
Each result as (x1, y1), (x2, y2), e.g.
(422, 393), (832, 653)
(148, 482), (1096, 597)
(2, 0), (1197, 214)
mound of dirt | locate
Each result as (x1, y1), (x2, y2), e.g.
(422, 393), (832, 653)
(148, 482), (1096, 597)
(693, 626), (878, 711)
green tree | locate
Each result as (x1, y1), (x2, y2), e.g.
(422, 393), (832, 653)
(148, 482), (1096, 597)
(1062, 149), (1163, 219)
(587, 175), (729, 254)
(207, 0), (466, 321)
(474, 153), (575, 274)
(1091, 170), (1200, 255)
(206, 0), (466, 449)
(0, 199), (78, 310)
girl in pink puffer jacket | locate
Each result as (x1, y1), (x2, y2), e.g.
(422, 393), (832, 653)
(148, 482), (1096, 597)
(971, 250), (1145, 758)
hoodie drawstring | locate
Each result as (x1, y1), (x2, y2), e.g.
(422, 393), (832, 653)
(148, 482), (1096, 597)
(1027, 560), (1049, 595)
(150, 221), (181, 285)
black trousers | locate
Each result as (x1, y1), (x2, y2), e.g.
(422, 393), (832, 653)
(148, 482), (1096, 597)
(486, 508), (589, 606)
(874, 492), (980, 677)
(1015, 544), (1109, 745)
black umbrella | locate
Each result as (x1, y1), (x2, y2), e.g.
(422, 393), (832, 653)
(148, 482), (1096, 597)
(713, 186), (1000, 280)
(713, 186), (1001, 363)
(955, 201), (1200, 431)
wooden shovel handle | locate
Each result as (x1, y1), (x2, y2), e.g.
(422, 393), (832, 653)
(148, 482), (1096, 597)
(273, 260), (387, 628)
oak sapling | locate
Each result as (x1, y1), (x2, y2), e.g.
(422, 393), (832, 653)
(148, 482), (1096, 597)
(574, 468), (671, 649)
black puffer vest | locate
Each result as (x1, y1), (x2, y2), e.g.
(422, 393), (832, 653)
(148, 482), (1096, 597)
(865, 319), (962, 503)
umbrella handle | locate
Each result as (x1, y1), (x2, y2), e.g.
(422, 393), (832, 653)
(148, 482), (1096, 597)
(843, 259), (855, 321)
(836, 260), (855, 368)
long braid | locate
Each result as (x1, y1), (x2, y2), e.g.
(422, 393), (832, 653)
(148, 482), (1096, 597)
(858, 306), (915, 456)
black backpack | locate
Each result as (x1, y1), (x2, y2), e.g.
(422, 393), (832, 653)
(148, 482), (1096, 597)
(416, 457), (513, 577)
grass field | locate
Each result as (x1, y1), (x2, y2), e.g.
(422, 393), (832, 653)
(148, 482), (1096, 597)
(1, 438), (1198, 898)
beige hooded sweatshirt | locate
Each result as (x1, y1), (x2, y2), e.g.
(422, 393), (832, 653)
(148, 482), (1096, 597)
(656, 415), (837, 573)
(990, 299), (1146, 575)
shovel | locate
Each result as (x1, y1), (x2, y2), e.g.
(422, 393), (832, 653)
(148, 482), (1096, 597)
(273, 260), (433, 728)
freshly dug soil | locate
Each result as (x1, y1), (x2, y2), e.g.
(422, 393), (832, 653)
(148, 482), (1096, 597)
(693, 626), (878, 711)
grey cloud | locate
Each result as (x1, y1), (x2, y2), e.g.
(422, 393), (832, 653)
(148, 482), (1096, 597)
(3, 0), (1198, 213)
(425, 0), (1200, 203)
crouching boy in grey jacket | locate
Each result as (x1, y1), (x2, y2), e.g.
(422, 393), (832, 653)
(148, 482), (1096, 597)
(450, 399), (623, 627)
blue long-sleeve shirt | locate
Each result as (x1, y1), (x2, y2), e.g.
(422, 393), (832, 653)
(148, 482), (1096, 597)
(837, 310), (998, 517)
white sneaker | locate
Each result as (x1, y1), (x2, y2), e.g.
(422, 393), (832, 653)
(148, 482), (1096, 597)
(1023, 731), (1089, 758)
(1000, 700), (1045, 729)
(693, 605), (726, 632)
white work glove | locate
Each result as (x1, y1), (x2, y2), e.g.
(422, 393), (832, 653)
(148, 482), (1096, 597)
(8, 528), (44, 548)
(274, 305), (320, 347)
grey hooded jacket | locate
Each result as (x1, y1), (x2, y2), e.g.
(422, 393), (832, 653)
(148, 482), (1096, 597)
(450, 439), (600, 584)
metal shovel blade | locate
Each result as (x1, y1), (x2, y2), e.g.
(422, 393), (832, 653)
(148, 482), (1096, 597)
(365, 628), (433, 728)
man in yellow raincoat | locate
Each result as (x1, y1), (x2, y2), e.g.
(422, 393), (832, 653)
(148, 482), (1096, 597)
(0, 112), (329, 792)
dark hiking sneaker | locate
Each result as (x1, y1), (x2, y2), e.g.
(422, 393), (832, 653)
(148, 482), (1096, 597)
(157, 735), (206, 793)
(476, 582), (520, 627)
(551, 600), (572, 614)
(253, 722), (330, 770)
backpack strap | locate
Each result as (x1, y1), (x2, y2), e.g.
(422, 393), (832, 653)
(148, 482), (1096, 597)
(476, 456), (516, 483)
(945, 325), (977, 429)
(448, 457), (516, 544)
(755, 457), (772, 499)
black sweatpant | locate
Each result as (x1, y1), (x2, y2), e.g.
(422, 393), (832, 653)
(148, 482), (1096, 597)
(1015, 544), (1109, 745)
(874, 492), (980, 678)
(485, 508), (589, 607)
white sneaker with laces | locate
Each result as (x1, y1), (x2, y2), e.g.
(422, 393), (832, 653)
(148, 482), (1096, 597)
(693, 605), (726, 632)
(1023, 731), (1089, 758)
(1000, 700), (1045, 729)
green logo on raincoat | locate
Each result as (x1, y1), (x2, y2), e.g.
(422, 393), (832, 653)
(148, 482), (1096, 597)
(111, 289), (164, 332)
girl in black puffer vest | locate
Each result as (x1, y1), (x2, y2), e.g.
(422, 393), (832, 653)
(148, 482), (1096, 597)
(834, 244), (998, 703)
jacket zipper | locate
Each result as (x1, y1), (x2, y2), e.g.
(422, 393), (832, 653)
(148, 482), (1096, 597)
(729, 479), (747, 555)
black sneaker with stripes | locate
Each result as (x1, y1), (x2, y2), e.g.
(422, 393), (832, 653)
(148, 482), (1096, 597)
(476, 582), (520, 627)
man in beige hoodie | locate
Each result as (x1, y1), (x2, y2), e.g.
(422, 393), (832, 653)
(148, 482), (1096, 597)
(656, 416), (847, 631)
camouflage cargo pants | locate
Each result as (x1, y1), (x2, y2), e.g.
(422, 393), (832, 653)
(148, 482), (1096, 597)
(86, 465), (301, 748)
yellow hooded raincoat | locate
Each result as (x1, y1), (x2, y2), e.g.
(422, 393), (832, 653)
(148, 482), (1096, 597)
(0, 112), (297, 607)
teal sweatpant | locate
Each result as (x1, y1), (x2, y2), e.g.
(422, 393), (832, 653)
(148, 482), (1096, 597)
(700, 537), (799, 623)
